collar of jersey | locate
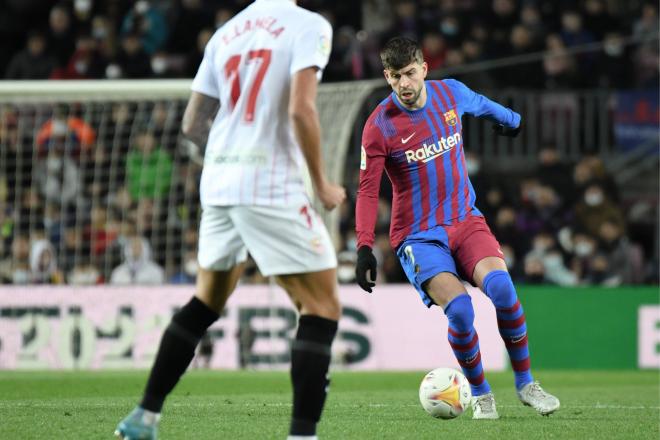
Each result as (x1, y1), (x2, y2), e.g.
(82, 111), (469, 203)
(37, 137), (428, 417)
(391, 81), (430, 114)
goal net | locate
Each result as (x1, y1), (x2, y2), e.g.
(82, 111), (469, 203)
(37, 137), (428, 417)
(0, 79), (377, 285)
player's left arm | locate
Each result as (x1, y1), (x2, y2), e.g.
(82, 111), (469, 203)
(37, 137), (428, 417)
(181, 91), (219, 148)
(445, 79), (522, 136)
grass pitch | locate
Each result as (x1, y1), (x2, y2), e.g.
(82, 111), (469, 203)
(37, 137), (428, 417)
(0, 370), (657, 439)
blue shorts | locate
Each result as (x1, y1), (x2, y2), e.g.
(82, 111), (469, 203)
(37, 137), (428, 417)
(396, 215), (503, 308)
(396, 227), (457, 308)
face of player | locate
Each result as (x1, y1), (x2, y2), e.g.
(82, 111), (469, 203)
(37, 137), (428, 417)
(384, 61), (428, 109)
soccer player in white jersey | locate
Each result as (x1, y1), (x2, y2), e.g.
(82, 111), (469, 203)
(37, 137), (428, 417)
(115, 1), (345, 439)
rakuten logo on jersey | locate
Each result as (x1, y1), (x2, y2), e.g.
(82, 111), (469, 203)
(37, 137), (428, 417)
(405, 133), (462, 163)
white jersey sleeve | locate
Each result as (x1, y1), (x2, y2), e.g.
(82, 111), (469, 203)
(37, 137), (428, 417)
(290, 17), (333, 79)
(191, 49), (220, 98)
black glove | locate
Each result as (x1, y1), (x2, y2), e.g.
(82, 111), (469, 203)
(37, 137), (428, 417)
(355, 246), (377, 293)
(492, 122), (522, 138)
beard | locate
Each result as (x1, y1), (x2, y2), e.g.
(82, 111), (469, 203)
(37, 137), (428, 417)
(398, 86), (422, 106)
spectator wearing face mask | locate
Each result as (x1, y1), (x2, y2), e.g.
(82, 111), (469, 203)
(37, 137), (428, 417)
(110, 235), (164, 285)
(5, 31), (57, 79)
(597, 220), (644, 285)
(575, 183), (625, 238)
(29, 238), (64, 284)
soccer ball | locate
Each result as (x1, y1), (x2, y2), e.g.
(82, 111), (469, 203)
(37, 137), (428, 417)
(419, 368), (472, 419)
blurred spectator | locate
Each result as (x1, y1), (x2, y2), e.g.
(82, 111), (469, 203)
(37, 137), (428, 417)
(29, 238), (64, 284)
(524, 231), (578, 286)
(574, 183), (625, 238)
(110, 235), (165, 285)
(5, 31), (57, 79)
(502, 25), (544, 89)
(36, 105), (96, 157)
(536, 146), (575, 208)
(0, 235), (31, 284)
(422, 32), (446, 71)
(594, 32), (631, 88)
(583, 0), (616, 39)
(50, 34), (109, 80)
(114, 34), (153, 78)
(215, 7), (234, 30)
(597, 219), (644, 285)
(48, 4), (76, 68)
(120, 1), (168, 55)
(185, 28), (213, 77)
(325, 26), (364, 81)
(543, 33), (578, 89)
(35, 150), (82, 206)
(572, 156), (619, 202)
(68, 258), (102, 285)
(337, 250), (357, 284)
(169, 249), (197, 284)
(167, 0), (213, 55)
(125, 128), (173, 200)
(520, 4), (546, 46)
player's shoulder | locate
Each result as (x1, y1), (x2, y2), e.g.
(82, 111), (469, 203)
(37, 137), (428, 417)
(291, 6), (332, 33)
(430, 78), (466, 91)
(364, 97), (397, 141)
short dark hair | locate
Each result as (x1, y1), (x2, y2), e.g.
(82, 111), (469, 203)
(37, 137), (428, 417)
(380, 37), (423, 70)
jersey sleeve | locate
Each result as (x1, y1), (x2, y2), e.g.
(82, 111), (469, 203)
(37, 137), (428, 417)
(289, 16), (333, 80)
(355, 119), (387, 249)
(445, 79), (521, 128)
(191, 40), (219, 99)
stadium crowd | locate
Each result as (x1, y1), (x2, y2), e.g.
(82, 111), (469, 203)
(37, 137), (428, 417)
(0, 0), (657, 287)
(1, 0), (658, 88)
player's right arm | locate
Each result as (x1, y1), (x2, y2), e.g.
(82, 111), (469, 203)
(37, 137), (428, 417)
(355, 120), (387, 249)
(289, 67), (345, 210)
(181, 91), (219, 148)
(354, 120), (387, 292)
(185, 39), (220, 149)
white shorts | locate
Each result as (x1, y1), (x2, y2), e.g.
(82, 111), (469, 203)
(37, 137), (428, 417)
(198, 204), (337, 276)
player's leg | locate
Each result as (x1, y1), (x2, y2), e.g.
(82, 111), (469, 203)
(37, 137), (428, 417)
(396, 232), (497, 419)
(231, 204), (339, 439)
(277, 269), (340, 439)
(473, 257), (560, 415)
(473, 257), (533, 389)
(140, 265), (244, 411)
(116, 206), (248, 439)
(455, 216), (558, 415)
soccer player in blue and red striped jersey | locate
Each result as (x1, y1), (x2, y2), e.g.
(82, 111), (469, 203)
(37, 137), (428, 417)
(354, 37), (560, 419)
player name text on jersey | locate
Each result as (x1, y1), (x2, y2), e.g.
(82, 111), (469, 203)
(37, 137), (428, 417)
(404, 133), (462, 163)
(221, 17), (285, 45)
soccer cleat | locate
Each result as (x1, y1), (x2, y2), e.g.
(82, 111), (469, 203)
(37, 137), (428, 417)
(471, 392), (499, 419)
(517, 381), (560, 416)
(115, 406), (160, 440)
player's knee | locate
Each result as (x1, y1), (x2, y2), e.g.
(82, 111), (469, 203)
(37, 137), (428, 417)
(301, 295), (341, 321)
(482, 270), (517, 308)
(443, 293), (474, 332)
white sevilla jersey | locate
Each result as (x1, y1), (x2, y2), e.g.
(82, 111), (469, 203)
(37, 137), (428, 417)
(191, 0), (332, 206)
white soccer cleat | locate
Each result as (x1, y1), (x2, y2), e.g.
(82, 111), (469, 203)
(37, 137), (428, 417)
(471, 392), (499, 419)
(517, 381), (560, 416)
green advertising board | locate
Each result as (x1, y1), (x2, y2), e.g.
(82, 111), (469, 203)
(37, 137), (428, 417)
(518, 286), (659, 369)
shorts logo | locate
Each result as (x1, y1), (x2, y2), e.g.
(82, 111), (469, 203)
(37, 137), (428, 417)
(444, 109), (458, 126)
(360, 145), (367, 170)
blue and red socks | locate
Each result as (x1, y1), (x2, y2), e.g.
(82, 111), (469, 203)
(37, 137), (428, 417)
(483, 270), (533, 390)
(444, 293), (491, 396)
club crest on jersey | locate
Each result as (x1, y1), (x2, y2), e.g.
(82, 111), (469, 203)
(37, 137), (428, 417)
(444, 109), (458, 126)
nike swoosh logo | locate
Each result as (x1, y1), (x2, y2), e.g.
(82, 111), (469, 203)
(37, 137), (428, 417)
(401, 133), (415, 144)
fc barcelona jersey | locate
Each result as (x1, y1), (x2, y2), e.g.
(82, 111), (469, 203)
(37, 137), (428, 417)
(356, 79), (521, 249)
